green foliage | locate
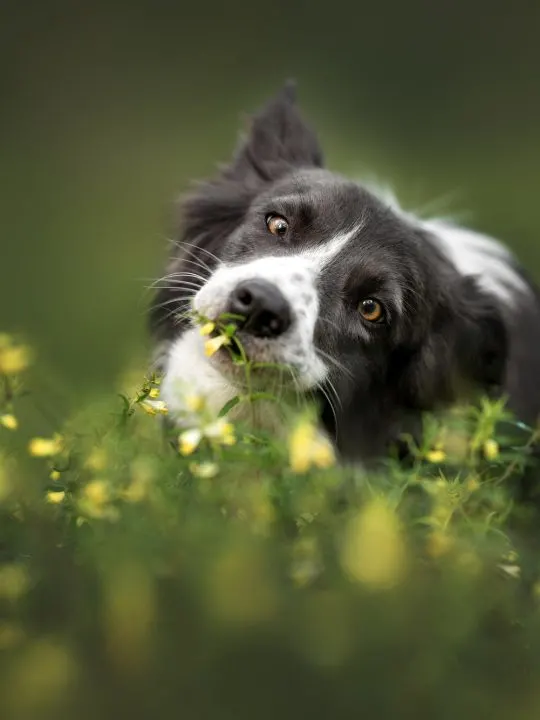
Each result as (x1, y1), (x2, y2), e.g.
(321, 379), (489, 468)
(2, 332), (540, 720)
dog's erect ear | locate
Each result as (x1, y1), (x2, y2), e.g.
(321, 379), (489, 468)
(222, 80), (324, 184)
(150, 83), (323, 341)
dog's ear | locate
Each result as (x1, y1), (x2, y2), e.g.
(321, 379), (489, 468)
(454, 276), (508, 390)
(399, 276), (508, 409)
(150, 83), (323, 340)
(222, 80), (324, 184)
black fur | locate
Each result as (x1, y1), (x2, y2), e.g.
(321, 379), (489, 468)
(151, 82), (540, 475)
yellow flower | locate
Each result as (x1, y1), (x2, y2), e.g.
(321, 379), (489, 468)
(152, 400), (168, 415)
(179, 428), (203, 456)
(28, 434), (63, 457)
(49, 470), (61, 481)
(46, 490), (65, 505)
(84, 448), (108, 471)
(289, 420), (335, 474)
(0, 414), (18, 431)
(200, 322), (216, 336)
(148, 387), (160, 399)
(426, 449), (446, 464)
(79, 479), (118, 520)
(340, 499), (407, 589)
(311, 436), (335, 469)
(185, 394), (205, 413)
(84, 480), (109, 506)
(0, 343), (31, 375)
(189, 461), (219, 478)
(121, 481), (147, 503)
(204, 419), (236, 445)
(220, 432), (236, 446)
(204, 335), (230, 357)
(465, 475), (481, 493)
(483, 438), (499, 461)
(121, 458), (155, 503)
(426, 530), (453, 558)
(139, 400), (168, 416)
(289, 422), (315, 474)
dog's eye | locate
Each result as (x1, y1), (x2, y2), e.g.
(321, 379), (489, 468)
(266, 214), (289, 237)
(358, 298), (384, 323)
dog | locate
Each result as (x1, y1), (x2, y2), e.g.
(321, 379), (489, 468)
(150, 82), (540, 469)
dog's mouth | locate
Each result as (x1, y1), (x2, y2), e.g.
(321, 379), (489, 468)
(219, 330), (245, 363)
(204, 323), (299, 388)
(207, 325), (269, 366)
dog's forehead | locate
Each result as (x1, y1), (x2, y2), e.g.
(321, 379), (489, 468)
(252, 169), (418, 264)
(256, 169), (367, 216)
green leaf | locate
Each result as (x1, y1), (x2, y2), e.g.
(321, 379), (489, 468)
(250, 362), (289, 372)
(224, 323), (239, 337)
(117, 394), (132, 414)
(218, 395), (242, 417)
(248, 392), (279, 404)
(218, 312), (246, 323)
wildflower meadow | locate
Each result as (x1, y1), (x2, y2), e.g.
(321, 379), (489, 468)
(2, 325), (540, 720)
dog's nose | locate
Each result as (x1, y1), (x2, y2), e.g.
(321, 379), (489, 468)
(227, 279), (292, 338)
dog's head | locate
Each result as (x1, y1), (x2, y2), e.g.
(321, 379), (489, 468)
(151, 83), (509, 459)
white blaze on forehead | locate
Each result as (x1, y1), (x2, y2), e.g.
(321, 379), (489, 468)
(194, 222), (365, 329)
(301, 221), (365, 270)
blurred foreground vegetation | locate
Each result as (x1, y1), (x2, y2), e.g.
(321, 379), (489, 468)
(2, 332), (540, 720)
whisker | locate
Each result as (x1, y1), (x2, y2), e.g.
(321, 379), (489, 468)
(161, 242), (213, 275)
(174, 239), (221, 265)
(315, 348), (354, 380)
(315, 382), (339, 440)
(147, 272), (206, 290)
(171, 252), (213, 275)
(162, 270), (207, 282)
(324, 376), (343, 410)
(149, 281), (202, 292)
(149, 294), (195, 312)
(318, 317), (341, 333)
(288, 367), (304, 407)
(168, 246), (212, 272)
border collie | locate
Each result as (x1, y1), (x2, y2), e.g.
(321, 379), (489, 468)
(150, 82), (540, 465)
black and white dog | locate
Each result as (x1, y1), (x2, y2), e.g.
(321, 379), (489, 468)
(150, 82), (540, 465)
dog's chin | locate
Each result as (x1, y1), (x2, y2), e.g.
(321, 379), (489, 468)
(160, 324), (328, 426)
(207, 333), (300, 391)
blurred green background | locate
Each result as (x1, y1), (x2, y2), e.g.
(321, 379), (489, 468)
(1, 0), (539, 404)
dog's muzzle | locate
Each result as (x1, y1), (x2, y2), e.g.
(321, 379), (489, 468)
(227, 279), (292, 338)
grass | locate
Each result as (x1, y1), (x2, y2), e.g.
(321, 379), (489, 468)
(2, 326), (540, 719)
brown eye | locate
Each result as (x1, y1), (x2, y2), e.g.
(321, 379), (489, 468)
(266, 214), (289, 237)
(358, 298), (384, 323)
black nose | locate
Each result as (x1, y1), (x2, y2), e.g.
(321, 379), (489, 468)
(227, 279), (292, 338)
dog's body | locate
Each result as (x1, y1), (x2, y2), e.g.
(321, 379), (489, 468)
(150, 83), (540, 465)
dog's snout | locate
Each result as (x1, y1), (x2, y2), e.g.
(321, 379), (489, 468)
(228, 279), (292, 338)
